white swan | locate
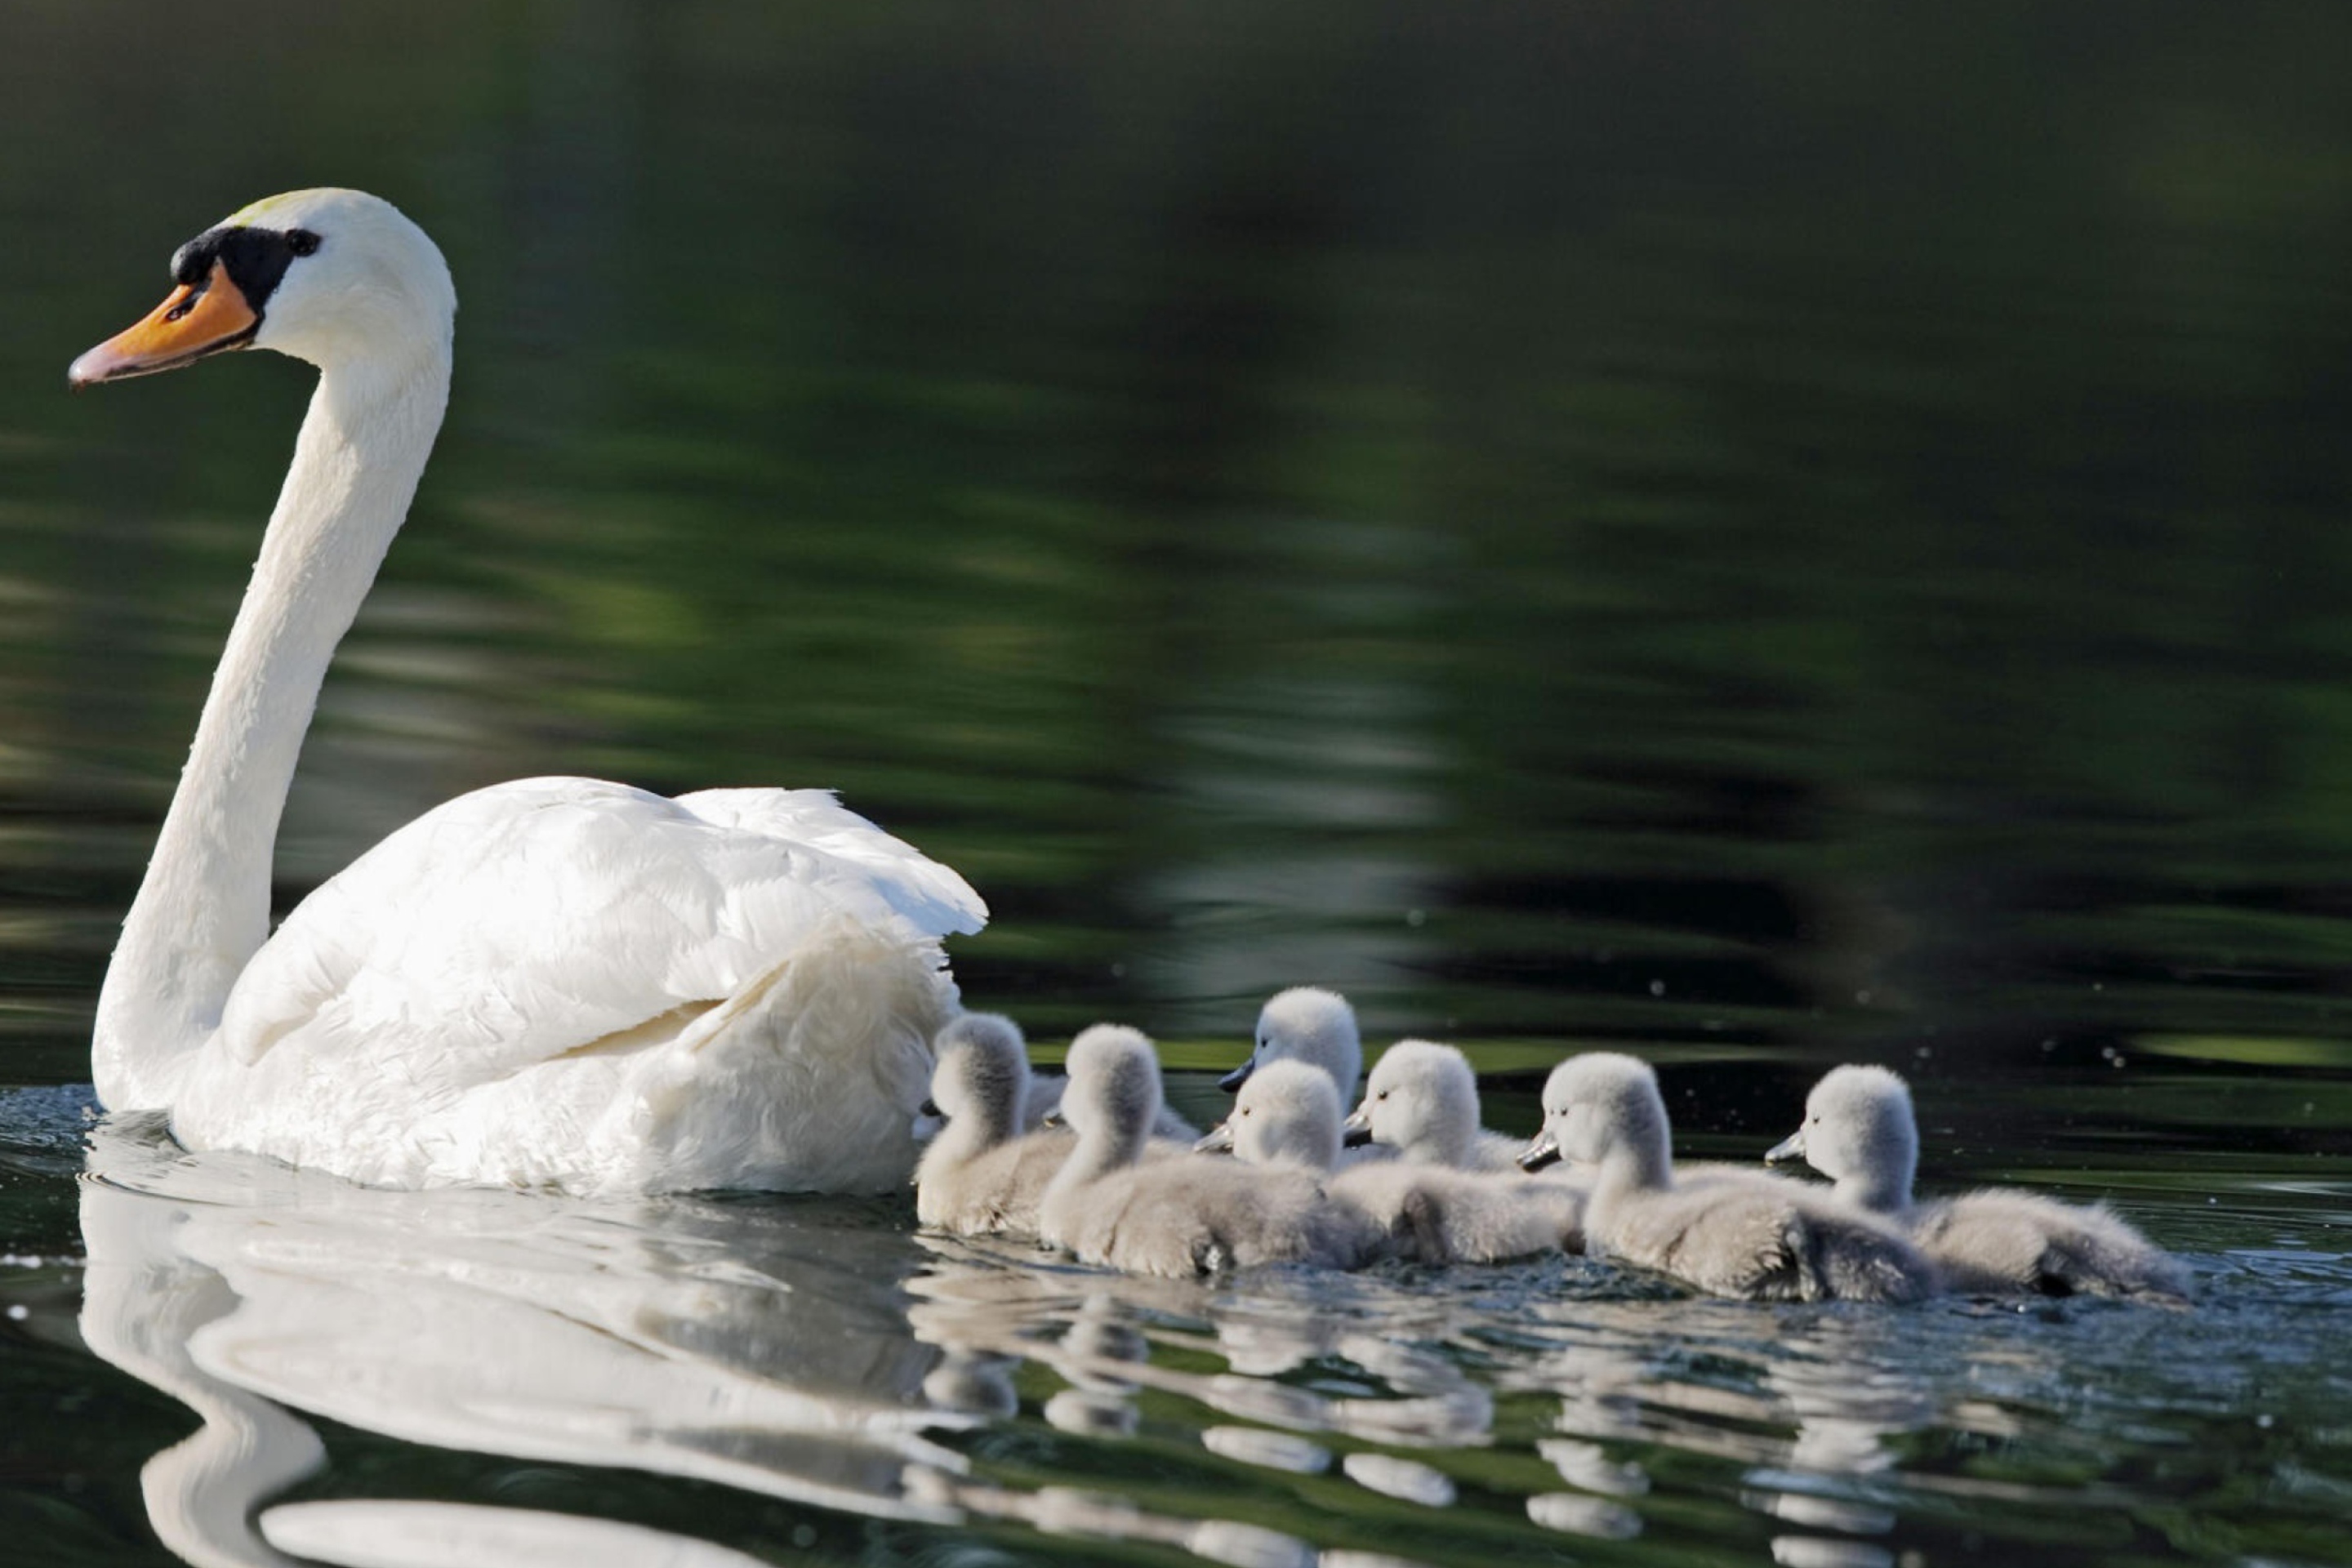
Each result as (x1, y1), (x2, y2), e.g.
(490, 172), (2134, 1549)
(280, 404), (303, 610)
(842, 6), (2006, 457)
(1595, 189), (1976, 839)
(70, 189), (984, 1196)
(1521, 1054), (1938, 1303)
(1343, 1038), (1529, 1172)
(1767, 1065), (2191, 1301)
(1038, 1026), (1383, 1276)
(1229, 1061), (1583, 1264)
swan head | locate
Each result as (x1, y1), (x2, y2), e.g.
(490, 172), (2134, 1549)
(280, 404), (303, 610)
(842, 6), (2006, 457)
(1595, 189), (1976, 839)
(1219, 987), (1359, 1095)
(1057, 1024), (1163, 1148)
(924, 1013), (1029, 1145)
(1519, 1052), (1667, 1174)
(70, 189), (454, 387)
(1346, 1038), (1476, 1164)
(1767, 1065), (1918, 1205)
(1224, 1060), (1344, 1171)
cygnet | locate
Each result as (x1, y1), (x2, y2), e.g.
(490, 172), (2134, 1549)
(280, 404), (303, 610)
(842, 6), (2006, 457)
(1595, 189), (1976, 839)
(1199, 987), (1386, 1160)
(1345, 1039), (1530, 1173)
(1231, 1061), (1583, 1265)
(1038, 1026), (1385, 1278)
(1218, 987), (1363, 1096)
(1767, 1065), (2190, 1302)
(1521, 1053), (1938, 1303)
(914, 1013), (1078, 1236)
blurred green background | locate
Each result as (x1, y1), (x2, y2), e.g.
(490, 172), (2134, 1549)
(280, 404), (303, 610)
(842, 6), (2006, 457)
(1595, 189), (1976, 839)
(2, 0), (2350, 1111)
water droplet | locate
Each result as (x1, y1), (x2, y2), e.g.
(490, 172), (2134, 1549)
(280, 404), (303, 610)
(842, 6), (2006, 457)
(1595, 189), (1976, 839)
(1648, 980), (1665, 997)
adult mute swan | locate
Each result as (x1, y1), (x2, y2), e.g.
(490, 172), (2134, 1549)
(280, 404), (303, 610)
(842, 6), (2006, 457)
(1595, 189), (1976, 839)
(69, 188), (985, 1196)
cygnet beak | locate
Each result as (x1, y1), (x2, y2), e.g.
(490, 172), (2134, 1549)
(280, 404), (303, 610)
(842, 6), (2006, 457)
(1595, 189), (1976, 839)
(1517, 1129), (1562, 1172)
(1339, 1104), (1374, 1148)
(1193, 1121), (1236, 1155)
(1218, 1060), (1254, 1093)
(1764, 1128), (1806, 1165)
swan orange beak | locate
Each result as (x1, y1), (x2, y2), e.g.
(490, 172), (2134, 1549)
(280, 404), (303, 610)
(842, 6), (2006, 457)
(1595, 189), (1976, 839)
(69, 261), (259, 388)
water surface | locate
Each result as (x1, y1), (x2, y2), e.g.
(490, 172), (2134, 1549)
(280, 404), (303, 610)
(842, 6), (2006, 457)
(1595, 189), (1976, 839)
(2, 2), (2350, 1563)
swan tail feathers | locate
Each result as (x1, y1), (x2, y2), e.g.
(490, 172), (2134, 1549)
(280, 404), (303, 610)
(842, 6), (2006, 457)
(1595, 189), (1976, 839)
(629, 917), (959, 1195)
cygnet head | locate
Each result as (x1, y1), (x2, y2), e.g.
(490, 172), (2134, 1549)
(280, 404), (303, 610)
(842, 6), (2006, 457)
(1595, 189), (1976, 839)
(70, 189), (455, 388)
(1224, 1060), (1345, 1171)
(924, 1013), (1030, 1147)
(1056, 1024), (1165, 1158)
(1518, 1053), (1671, 1181)
(1348, 1039), (1478, 1165)
(1219, 987), (1360, 1096)
(1766, 1065), (1918, 1214)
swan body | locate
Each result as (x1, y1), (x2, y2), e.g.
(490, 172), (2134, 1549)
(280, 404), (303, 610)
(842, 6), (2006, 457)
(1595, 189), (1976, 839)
(1768, 1066), (2189, 1302)
(1523, 1054), (1938, 1304)
(1232, 1062), (1582, 1264)
(1345, 1039), (1530, 1173)
(74, 189), (983, 1195)
(914, 1013), (1079, 1236)
(1038, 1027), (1383, 1277)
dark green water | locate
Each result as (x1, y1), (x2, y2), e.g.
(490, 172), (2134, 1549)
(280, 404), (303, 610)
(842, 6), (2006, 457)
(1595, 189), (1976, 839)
(2, 2), (2350, 1564)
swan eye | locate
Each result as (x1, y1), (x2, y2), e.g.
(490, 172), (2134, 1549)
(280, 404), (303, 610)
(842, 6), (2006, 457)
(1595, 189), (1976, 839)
(1376, 1089), (1389, 1102)
(287, 229), (322, 257)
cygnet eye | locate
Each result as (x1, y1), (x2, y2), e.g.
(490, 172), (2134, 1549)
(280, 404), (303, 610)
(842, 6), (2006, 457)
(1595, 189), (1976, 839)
(1240, 1107), (1252, 1117)
(287, 229), (322, 256)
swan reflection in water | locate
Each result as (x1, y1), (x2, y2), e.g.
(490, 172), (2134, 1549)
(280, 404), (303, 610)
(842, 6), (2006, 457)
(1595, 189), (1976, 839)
(78, 1111), (973, 1568)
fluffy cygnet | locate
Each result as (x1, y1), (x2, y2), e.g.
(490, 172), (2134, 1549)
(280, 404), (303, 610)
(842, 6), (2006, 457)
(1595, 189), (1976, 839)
(1218, 987), (1363, 1096)
(1521, 1054), (1938, 1304)
(1345, 1040), (1530, 1173)
(1231, 1062), (1582, 1265)
(1767, 1065), (2190, 1302)
(1020, 1071), (1200, 1142)
(1038, 1026), (1385, 1278)
(914, 1013), (1077, 1236)
(1200, 986), (1392, 1164)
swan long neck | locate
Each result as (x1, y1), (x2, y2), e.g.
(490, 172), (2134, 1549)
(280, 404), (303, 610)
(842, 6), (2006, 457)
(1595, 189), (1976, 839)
(94, 349), (450, 1107)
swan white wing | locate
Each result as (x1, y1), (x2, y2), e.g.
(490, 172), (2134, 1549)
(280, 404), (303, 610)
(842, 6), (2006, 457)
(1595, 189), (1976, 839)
(216, 777), (984, 1083)
(674, 786), (985, 938)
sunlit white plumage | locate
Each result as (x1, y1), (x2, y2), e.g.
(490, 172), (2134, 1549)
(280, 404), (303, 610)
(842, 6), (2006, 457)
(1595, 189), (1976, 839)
(78, 189), (984, 1195)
